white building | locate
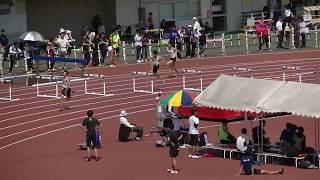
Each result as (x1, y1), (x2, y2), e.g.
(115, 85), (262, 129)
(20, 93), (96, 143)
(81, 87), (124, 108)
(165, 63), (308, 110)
(0, 0), (308, 40)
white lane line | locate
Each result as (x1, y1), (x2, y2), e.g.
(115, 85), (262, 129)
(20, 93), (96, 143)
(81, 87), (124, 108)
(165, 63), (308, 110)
(0, 108), (154, 150)
(0, 65), (318, 121)
(0, 95), (153, 130)
(0, 103), (154, 141)
(0, 57), (319, 112)
(1, 55), (320, 96)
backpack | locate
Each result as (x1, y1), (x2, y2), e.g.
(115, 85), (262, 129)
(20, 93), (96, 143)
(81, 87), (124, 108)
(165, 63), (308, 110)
(298, 160), (316, 169)
(198, 132), (208, 146)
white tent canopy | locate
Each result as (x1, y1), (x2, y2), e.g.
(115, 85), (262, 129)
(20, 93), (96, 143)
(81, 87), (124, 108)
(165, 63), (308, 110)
(194, 74), (320, 119)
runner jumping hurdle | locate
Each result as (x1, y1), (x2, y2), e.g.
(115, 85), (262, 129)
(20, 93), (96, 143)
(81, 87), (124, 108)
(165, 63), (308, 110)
(132, 71), (160, 94)
(181, 69), (203, 92)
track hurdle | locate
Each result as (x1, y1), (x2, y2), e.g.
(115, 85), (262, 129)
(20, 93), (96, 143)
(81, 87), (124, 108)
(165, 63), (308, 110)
(84, 74), (114, 97)
(132, 71), (159, 94)
(0, 74), (36, 101)
(181, 69), (203, 92)
(282, 65), (300, 82)
(233, 67), (253, 78)
(32, 76), (90, 99)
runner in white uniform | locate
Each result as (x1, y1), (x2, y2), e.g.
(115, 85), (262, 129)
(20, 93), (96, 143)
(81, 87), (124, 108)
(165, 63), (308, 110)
(166, 43), (180, 77)
(60, 70), (72, 110)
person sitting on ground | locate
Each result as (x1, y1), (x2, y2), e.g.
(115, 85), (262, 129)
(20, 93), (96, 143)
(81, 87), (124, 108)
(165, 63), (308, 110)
(236, 149), (284, 176)
(119, 110), (143, 141)
(252, 120), (270, 145)
(218, 121), (236, 145)
(236, 128), (250, 153)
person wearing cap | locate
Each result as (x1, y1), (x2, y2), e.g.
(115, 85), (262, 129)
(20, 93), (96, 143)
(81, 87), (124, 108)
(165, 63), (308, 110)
(81, 110), (101, 161)
(119, 110), (143, 141)
(55, 29), (71, 59)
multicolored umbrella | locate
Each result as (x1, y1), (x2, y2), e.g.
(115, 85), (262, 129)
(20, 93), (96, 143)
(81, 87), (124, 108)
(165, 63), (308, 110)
(159, 90), (197, 107)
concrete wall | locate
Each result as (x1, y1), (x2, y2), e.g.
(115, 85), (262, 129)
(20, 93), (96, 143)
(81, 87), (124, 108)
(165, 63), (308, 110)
(0, 0), (27, 40)
(26, 0), (116, 42)
(115, 0), (140, 26)
(227, 0), (242, 32)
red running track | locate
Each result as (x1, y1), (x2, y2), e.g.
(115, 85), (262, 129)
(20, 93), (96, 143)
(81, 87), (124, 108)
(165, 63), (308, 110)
(1, 50), (320, 180)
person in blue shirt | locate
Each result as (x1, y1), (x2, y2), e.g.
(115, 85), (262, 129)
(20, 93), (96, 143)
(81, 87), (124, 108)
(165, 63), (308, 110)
(236, 149), (284, 176)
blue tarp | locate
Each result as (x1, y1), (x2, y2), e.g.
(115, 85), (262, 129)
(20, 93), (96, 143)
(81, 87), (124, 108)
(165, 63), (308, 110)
(33, 56), (87, 64)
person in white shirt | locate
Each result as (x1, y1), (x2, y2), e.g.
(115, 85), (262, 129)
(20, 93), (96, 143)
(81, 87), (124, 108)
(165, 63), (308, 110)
(299, 17), (307, 47)
(188, 109), (200, 158)
(134, 30), (143, 63)
(192, 17), (202, 36)
(55, 29), (70, 58)
(276, 17), (284, 48)
(8, 41), (22, 74)
(119, 110), (143, 141)
(236, 128), (250, 153)
(166, 43), (180, 77)
(59, 70), (72, 110)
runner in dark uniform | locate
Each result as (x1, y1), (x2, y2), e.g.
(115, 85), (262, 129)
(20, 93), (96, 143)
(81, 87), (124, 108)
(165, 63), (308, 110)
(81, 110), (101, 161)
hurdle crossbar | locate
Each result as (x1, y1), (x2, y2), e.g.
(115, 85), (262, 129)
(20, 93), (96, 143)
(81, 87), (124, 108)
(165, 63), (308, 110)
(233, 66), (253, 78)
(182, 69), (203, 92)
(0, 83), (20, 101)
(132, 71), (158, 94)
(0, 74), (36, 101)
(282, 65), (300, 81)
(84, 75), (113, 97)
(32, 77), (89, 99)
(291, 71), (315, 83)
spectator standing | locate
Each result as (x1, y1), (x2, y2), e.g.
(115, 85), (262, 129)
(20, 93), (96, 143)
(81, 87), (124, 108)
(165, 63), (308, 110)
(299, 16), (307, 47)
(252, 120), (270, 145)
(160, 19), (166, 32)
(91, 33), (101, 66)
(82, 35), (93, 67)
(176, 26), (183, 59)
(0, 29), (8, 47)
(24, 42), (34, 74)
(99, 33), (109, 66)
(81, 110), (101, 161)
(141, 31), (149, 62)
(256, 20), (265, 51)
(188, 109), (200, 159)
(292, 16), (300, 48)
(0, 43), (4, 77)
(198, 30), (207, 57)
(46, 40), (56, 71)
(184, 25), (193, 58)
(147, 12), (154, 29)
(276, 17), (284, 48)
(166, 130), (183, 174)
(134, 30), (143, 63)
(8, 41), (22, 75)
(65, 30), (75, 56)
(56, 29), (70, 58)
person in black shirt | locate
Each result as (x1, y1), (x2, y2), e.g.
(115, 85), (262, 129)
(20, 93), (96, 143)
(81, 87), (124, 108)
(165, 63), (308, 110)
(81, 110), (101, 161)
(166, 130), (183, 174)
(82, 35), (93, 66)
(236, 149), (283, 176)
(91, 34), (101, 66)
